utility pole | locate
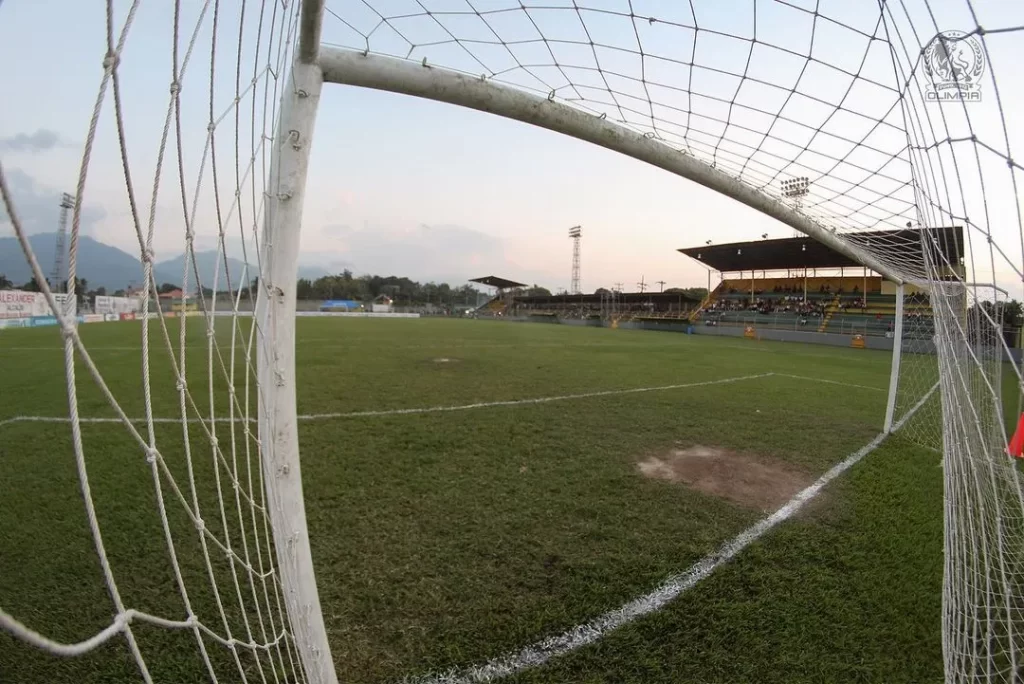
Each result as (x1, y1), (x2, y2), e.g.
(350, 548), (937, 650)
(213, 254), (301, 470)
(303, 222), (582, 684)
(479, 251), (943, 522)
(655, 280), (666, 292)
(637, 276), (646, 294)
(613, 282), (624, 293)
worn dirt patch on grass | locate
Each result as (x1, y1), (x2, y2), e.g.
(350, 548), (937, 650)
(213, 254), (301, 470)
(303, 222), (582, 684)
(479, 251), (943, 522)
(638, 445), (814, 512)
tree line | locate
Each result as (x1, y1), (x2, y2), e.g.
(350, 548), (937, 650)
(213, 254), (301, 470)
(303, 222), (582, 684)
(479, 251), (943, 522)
(0, 271), (492, 308)
(294, 271), (487, 306)
(291, 272), (557, 306)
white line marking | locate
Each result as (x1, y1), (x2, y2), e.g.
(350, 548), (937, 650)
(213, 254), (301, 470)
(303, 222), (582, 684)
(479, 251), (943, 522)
(300, 373), (774, 420)
(0, 415), (231, 428)
(0, 346), (145, 351)
(1, 370), (922, 680)
(0, 373), (774, 429)
(0, 340), (639, 353)
(408, 436), (887, 684)
(772, 373), (887, 393)
(405, 388), (933, 684)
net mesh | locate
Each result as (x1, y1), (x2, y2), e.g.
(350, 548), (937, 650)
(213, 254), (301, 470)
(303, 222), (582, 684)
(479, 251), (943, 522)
(2, 0), (1024, 683)
(318, 3), (1024, 678)
(1, 0), (309, 682)
(893, 288), (943, 450)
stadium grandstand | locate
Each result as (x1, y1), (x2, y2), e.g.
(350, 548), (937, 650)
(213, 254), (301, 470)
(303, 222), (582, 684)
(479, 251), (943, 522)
(679, 227), (965, 338)
(470, 275), (526, 317)
(470, 273), (701, 321)
(513, 290), (700, 320)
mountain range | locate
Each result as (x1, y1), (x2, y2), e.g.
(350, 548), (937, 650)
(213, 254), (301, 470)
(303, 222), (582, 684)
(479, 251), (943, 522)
(0, 233), (329, 292)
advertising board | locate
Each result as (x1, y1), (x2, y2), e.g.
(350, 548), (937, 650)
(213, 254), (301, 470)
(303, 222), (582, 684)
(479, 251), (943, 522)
(95, 295), (142, 315)
(0, 290), (47, 319)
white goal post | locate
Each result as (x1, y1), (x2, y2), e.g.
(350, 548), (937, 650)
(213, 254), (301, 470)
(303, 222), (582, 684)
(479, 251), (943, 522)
(255, 3), (335, 681)
(884, 283), (906, 435)
(2, 1), (1023, 684)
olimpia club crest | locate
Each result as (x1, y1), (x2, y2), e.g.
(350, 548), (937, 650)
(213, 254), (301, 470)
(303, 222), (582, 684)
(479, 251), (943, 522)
(924, 30), (985, 102)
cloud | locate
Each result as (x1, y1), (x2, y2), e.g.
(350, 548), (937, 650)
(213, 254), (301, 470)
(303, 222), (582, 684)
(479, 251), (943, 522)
(0, 168), (105, 236)
(309, 222), (557, 286)
(0, 129), (65, 153)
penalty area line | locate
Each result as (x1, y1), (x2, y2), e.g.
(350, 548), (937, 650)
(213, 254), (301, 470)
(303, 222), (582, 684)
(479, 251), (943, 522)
(300, 372), (774, 420)
(772, 372), (887, 393)
(0, 372), (773, 429)
(405, 388), (931, 684)
(0, 373), (886, 430)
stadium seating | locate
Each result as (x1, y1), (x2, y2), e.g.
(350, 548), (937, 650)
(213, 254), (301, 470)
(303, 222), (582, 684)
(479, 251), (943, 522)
(475, 296), (507, 316)
(816, 294), (841, 333)
(691, 276), (933, 337)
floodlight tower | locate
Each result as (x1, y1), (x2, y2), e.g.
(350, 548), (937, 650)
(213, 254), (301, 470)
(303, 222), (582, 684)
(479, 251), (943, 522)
(568, 225), (582, 294)
(781, 176), (810, 238)
(51, 193), (75, 292)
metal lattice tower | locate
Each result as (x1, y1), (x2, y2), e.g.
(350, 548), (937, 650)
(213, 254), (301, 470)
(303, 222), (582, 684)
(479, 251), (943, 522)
(568, 225), (581, 295)
(50, 193), (74, 292)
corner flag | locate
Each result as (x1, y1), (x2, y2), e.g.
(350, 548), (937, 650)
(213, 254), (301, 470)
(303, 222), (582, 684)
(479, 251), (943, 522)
(1008, 413), (1024, 458)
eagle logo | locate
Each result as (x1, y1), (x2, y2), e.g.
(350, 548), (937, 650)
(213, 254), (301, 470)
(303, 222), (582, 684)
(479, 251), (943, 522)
(924, 31), (985, 93)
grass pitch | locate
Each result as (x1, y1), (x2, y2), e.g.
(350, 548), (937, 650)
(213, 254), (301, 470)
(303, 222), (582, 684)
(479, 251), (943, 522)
(1, 318), (945, 683)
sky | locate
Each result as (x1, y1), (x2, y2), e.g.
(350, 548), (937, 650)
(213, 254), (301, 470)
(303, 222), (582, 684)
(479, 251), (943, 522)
(0, 0), (1022, 297)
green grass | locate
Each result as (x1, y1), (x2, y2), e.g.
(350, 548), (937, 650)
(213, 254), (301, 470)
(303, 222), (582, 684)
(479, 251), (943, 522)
(1, 318), (947, 683)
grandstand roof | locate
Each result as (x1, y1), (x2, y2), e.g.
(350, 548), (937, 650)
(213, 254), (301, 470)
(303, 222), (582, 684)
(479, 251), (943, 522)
(515, 291), (701, 305)
(678, 227), (963, 273)
(469, 275), (527, 289)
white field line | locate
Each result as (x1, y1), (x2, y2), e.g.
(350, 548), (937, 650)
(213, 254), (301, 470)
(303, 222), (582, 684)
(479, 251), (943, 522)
(0, 415), (247, 428)
(300, 373), (773, 420)
(0, 372), (890, 430)
(0, 373), (774, 429)
(772, 372), (887, 393)
(406, 387), (934, 684)
(0, 371), (920, 680)
(0, 346), (149, 352)
(0, 340), (635, 353)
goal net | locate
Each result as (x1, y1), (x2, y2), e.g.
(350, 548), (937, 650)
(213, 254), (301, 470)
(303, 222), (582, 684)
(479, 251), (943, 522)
(1, 1), (328, 683)
(1, 1), (1022, 683)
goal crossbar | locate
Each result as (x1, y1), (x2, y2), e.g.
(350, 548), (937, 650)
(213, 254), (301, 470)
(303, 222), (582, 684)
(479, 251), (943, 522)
(317, 48), (902, 287)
